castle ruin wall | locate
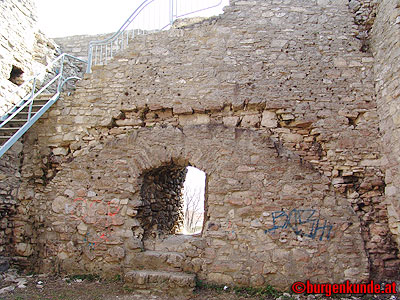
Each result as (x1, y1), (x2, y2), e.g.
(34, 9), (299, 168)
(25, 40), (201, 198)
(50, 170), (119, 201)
(0, 0), (399, 290)
(8, 0), (400, 288)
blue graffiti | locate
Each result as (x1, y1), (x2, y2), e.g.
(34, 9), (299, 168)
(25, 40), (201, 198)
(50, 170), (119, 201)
(265, 209), (333, 241)
(83, 232), (96, 249)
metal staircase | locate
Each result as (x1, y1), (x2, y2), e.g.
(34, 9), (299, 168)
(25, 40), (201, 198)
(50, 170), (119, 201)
(0, 0), (225, 159)
(0, 54), (86, 158)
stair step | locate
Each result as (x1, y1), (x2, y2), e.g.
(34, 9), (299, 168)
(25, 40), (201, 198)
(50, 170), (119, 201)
(16, 112), (36, 116)
(22, 105), (44, 108)
(1, 110), (38, 122)
(7, 119), (27, 123)
(21, 106), (44, 112)
(124, 270), (195, 295)
(34, 93), (54, 99)
(125, 251), (185, 272)
(1, 97), (48, 119)
(15, 100), (46, 109)
(0, 128), (19, 131)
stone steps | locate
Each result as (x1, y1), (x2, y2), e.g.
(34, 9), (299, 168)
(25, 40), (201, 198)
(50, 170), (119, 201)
(124, 245), (197, 295)
(125, 250), (186, 272)
(145, 234), (201, 252)
(124, 270), (196, 296)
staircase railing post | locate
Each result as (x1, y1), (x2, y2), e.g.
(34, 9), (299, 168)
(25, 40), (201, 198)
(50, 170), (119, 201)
(169, 0), (174, 26)
(86, 44), (93, 73)
(27, 78), (36, 122)
(57, 54), (65, 93)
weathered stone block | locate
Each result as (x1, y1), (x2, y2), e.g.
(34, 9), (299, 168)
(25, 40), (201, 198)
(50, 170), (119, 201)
(207, 272), (233, 284)
(261, 111), (277, 128)
(15, 243), (33, 257)
(52, 196), (67, 214)
(178, 114), (210, 126)
(241, 114), (260, 127)
(116, 118), (143, 126)
(52, 147), (68, 156)
(223, 116), (239, 127)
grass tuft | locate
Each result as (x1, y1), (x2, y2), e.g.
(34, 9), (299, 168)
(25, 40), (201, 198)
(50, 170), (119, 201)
(69, 274), (100, 282)
(196, 278), (283, 298)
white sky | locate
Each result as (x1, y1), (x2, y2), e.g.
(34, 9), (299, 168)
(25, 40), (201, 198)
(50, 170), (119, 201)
(184, 166), (206, 212)
(36, 0), (229, 37)
(185, 166), (206, 192)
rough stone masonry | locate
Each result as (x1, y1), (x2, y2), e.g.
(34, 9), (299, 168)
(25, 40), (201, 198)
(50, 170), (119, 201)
(0, 0), (58, 259)
(371, 0), (400, 255)
(0, 0), (400, 291)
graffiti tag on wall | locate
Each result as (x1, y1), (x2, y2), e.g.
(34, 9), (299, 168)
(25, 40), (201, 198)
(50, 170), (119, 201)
(265, 209), (333, 241)
(69, 197), (121, 249)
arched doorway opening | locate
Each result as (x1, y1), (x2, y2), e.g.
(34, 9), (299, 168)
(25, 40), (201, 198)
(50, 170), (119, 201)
(138, 163), (206, 240)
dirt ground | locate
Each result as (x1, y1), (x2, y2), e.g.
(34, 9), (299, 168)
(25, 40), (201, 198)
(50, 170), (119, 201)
(0, 276), (274, 300)
(0, 271), (278, 300)
(0, 271), (398, 300)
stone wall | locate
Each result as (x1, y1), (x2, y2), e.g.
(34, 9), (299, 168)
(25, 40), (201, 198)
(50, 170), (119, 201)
(10, 0), (400, 288)
(0, 0), (59, 116)
(53, 29), (167, 71)
(0, 142), (22, 257)
(0, 0), (88, 261)
(53, 20), (209, 61)
(54, 33), (109, 61)
(0, 0), (59, 260)
(370, 0), (400, 252)
(349, 0), (380, 51)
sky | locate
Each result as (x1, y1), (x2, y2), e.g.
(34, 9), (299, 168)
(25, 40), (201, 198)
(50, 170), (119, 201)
(182, 166), (206, 234)
(184, 166), (206, 205)
(36, 0), (230, 37)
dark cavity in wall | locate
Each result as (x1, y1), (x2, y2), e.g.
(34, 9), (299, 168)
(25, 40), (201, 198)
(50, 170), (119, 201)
(8, 65), (24, 86)
(138, 164), (188, 240)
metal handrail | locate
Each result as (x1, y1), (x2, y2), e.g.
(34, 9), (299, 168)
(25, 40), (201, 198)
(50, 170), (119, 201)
(88, 0), (156, 47)
(86, 0), (223, 73)
(7, 54), (66, 99)
(0, 54), (87, 158)
(175, 1), (223, 20)
(1, 53), (87, 124)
